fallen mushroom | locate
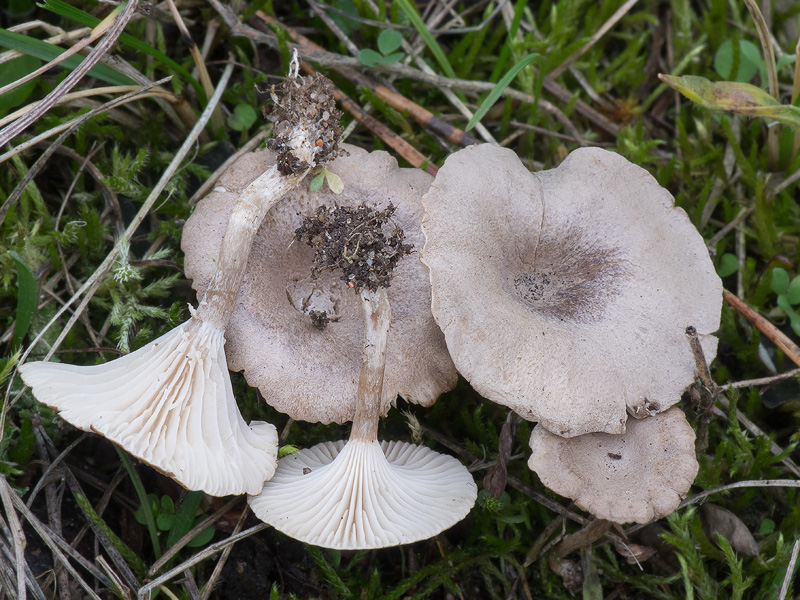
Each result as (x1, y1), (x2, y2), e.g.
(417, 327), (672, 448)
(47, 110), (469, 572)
(420, 144), (722, 437)
(19, 66), (342, 496)
(247, 203), (477, 550)
(527, 407), (698, 524)
(182, 144), (456, 424)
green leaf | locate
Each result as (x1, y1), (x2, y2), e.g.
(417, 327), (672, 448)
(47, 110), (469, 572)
(227, 103), (257, 132)
(8, 417), (34, 465)
(278, 444), (299, 458)
(379, 52), (405, 65)
(466, 53), (541, 131)
(377, 29), (403, 55)
(186, 521), (214, 547)
(771, 268), (790, 296)
(8, 251), (38, 350)
(0, 55), (42, 117)
(717, 253), (739, 278)
(323, 168), (344, 194)
(157, 513), (174, 531)
(309, 173), (325, 191)
(0, 27), (134, 87)
(714, 39), (761, 82)
(759, 518), (776, 535)
(659, 74), (800, 129)
(358, 48), (383, 68)
(166, 491), (203, 548)
(787, 276), (800, 305)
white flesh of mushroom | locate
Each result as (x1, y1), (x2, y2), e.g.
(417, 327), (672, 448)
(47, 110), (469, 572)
(248, 288), (477, 549)
(19, 68), (330, 496)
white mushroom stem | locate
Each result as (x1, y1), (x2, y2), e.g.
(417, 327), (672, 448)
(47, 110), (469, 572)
(248, 286), (477, 550)
(349, 288), (392, 442)
(196, 166), (302, 328)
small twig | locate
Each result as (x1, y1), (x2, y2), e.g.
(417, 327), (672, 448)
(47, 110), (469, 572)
(705, 206), (754, 250)
(137, 524), (269, 600)
(549, 0), (640, 79)
(778, 538), (800, 600)
(0, 478), (27, 600)
(199, 505), (249, 600)
(680, 479), (800, 508)
(720, 368), (800, 390)
(723, 289), (800, 368)
(685, 326), (718, 451)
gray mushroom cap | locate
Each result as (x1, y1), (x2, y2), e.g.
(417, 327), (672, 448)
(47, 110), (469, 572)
(183, 144), (456, 424)
(420, 144), (721, 437)
(527, 407), (699, 524)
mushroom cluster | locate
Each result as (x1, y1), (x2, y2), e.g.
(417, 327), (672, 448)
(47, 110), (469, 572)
(183, 144), (475, 549)
(420, 144), (722, 523)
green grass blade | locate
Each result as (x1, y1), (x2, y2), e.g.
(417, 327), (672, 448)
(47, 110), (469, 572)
(8, 251), (37, 350)
(395, 0), (456, 79)
(74, 492), (148, 579)
(117, 447), (162, 557)
(466, 53), (541, 131)
(40, 0), (205, 102)
(0, 27), (134, 86)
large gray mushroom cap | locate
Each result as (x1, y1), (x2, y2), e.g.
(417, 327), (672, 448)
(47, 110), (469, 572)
(421, 144), (721, 437)
(527, 407), (698, 524)
(183, 144), (456, 424)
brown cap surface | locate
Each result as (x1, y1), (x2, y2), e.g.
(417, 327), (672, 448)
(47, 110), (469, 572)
(183, 144), (456, 424)
(421, 144), (721, 437)
(528, 407), (698, 524)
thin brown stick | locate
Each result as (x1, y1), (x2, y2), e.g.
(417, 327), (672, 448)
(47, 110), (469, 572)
(723, 289), (800, 368)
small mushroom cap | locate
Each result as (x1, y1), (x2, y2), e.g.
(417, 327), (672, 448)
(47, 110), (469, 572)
(183, 144), (456, 424)
(527, 407), (698, 524)
(421, 144), (721, 437)
(247, 438), (477, 549)
(19, 320), (278, 496)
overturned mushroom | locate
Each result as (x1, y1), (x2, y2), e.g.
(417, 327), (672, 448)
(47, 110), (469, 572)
(248, 203), (476, 550)
(19, 67), (342, 496)
(528, 407), (698, 524)
(182, 144), (456, 424)
(421, 144), (722, 437)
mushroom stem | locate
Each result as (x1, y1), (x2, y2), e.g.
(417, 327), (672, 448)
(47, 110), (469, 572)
(196, 165), (301, 329)
(350, 288), (392, 443)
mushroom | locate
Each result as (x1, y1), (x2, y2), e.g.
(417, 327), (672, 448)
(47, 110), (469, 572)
(182, 144), (456, 424)
(527, 407), (698, 524)
(247, 203), (477, 550)
(18, 66), (342, 496)
(420, 144), (722, 437)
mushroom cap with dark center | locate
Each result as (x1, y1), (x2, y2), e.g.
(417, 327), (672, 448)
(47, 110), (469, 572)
(183, 144), (456, 424)
(421, 144), (721, 437)
(527, 407), (698, 524)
